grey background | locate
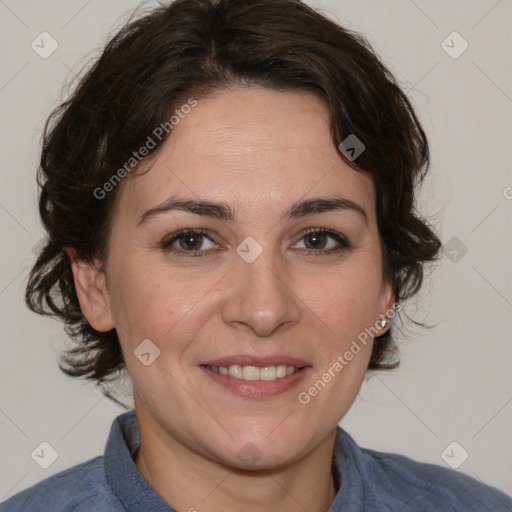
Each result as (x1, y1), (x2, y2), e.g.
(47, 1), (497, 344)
(0, 0), (511, 500)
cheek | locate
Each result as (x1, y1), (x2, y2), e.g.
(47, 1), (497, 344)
(107, 254), (222, 356)
(107, 259), (182, 342)
(301, 261), (383, 338)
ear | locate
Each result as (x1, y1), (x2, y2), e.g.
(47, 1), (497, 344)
(377, 275), (395, 335)
(64, 247), (115, 332)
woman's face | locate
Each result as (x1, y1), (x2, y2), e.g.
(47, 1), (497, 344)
(85, 87), (393, 468)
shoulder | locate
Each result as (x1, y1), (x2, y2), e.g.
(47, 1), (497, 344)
(359, 444), (512, 511)
(0, 456), (123, 512)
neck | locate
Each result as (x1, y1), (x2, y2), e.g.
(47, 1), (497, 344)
(134, 411), (339, 512)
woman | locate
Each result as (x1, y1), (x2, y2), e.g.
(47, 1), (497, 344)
(2, 0), (511, 510)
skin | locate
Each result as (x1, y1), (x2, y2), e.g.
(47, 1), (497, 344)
(66, 87), (394, 512)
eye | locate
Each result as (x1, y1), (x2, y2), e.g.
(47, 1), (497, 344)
(161, 229), (218, 257)
(161, 227), (351, 258)
(292, 228), (351, 255)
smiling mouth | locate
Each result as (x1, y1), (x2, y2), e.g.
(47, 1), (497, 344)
(202, 364), (305, 381)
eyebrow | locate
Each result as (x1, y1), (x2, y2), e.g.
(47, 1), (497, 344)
(137, 194), (368, 227)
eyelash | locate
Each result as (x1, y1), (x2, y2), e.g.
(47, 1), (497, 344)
(161, 228), (351, 258)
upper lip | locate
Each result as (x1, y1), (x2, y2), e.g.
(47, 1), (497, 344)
(201, 355), (310, 368)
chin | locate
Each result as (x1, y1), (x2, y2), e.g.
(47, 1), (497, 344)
(206, 427), (306, 470)
(223, 445), (302, 472)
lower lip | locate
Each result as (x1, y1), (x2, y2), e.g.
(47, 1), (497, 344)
(199, 365), (311, 398)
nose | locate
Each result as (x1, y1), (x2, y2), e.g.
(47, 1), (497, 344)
(221, 247), (301, 337)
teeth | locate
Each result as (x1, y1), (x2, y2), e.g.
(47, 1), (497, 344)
(260, 366), (277, 380)
(276, 365), (287, 378)
(243, 365), (260, 380)
(229, 365), (243, 379)
(206, 364), (301, 380)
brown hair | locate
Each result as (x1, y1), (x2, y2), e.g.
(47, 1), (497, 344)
(25, 0), (441, 408)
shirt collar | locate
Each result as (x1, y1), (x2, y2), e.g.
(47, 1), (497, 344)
(104, 410), (176, 511)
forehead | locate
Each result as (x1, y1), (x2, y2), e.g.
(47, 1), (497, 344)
(115, 87), (375, 224)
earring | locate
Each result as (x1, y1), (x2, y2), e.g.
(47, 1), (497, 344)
(380, 318), (387, 328)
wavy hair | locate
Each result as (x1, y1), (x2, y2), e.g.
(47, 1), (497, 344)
(25, 0), (442, 408)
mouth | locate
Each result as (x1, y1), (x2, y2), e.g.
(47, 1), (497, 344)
(199, 356), (311, 398)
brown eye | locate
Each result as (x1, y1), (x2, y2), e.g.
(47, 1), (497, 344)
(162, 229), (217, 257)
(293, 228), (350, 255)
(303, 231), (328, 249)
(177, 231), (205, 250)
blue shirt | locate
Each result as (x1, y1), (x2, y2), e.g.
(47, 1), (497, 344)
(1, 409), (511, 511)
